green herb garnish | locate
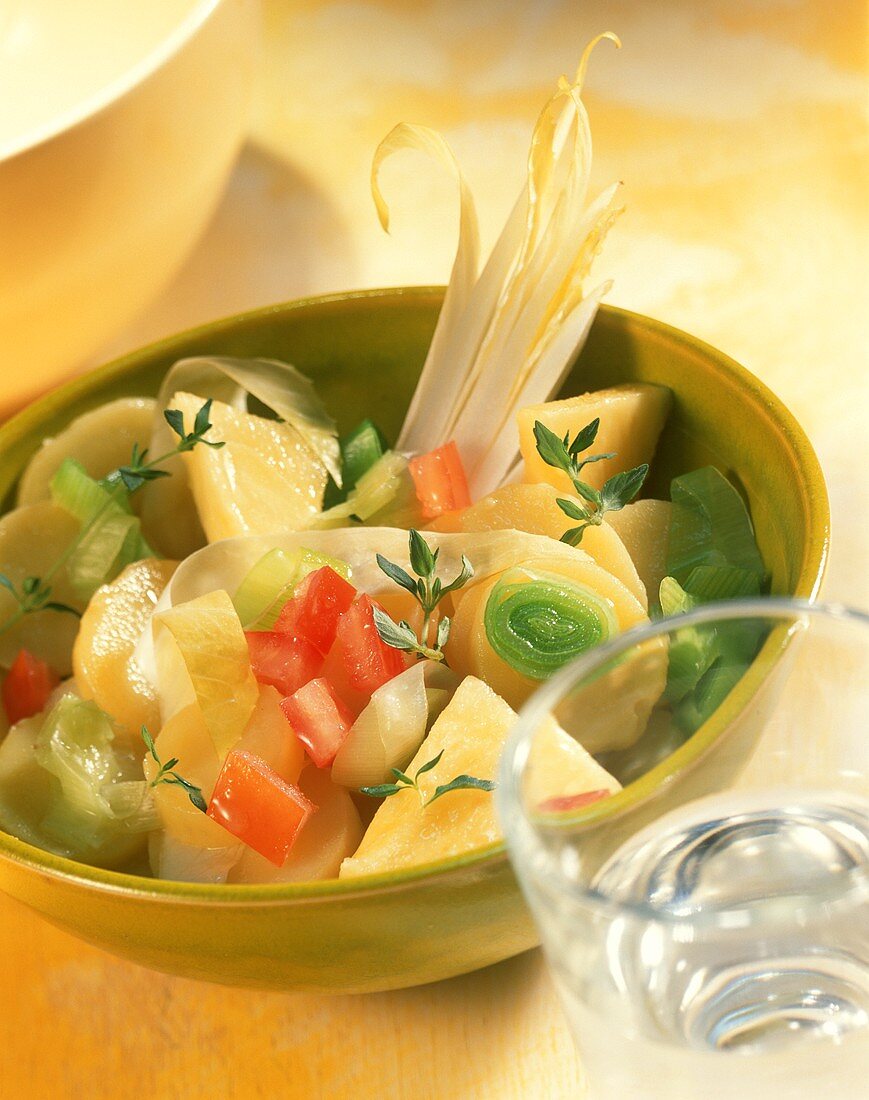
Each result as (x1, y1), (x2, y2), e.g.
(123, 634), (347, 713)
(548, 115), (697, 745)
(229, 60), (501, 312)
(0, 400), (223, 638)
(373, 529), (473, 663)
(141, 726), (207, 813)
(360, 750), (495, 806)
(533, 418), (648, 545)
(0, 574), (80, 620)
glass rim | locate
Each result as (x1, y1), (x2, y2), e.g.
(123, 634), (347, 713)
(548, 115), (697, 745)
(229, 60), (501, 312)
(496, 596), (869, 926)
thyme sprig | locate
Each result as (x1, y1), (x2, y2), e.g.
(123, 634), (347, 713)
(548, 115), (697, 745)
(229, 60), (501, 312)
(533, 417), (648, 546)
(373, 530), (473, 663)
(141, 726), (207, 813)
(0, 400), (223, 637)
(360, 750), (495, 806)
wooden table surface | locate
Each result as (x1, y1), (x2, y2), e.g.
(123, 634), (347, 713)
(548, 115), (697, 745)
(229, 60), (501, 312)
(3, 2), (866, 1097)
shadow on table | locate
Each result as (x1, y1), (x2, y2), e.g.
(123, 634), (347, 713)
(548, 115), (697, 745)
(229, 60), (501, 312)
(92, 139), (357, 365)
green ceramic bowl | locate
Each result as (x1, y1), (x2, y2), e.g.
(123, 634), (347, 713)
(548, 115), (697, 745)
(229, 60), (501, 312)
(0, 289), (829, 993)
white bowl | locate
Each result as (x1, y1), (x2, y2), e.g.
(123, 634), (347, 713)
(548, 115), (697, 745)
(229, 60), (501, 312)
(0, 0), (260, 416)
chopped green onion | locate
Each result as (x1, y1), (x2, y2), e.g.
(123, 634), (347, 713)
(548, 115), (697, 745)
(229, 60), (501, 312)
(232, 546), (351, 629)
(484, 568), (617, 681)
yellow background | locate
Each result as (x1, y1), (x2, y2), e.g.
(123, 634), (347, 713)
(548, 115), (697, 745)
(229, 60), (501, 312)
(2, 1), (867, 1096)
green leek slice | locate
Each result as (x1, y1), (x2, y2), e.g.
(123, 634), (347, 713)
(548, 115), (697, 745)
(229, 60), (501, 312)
(484, 567), (617, 681)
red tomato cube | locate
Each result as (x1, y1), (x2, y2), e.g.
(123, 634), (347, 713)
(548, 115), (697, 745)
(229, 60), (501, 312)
(409, 440), (471, 519)
(207, 749), (317, 867)
(336, 594), (407, 695)
(280, 678), (357, 768)
(1, 648), (58, 725)
(246, 631), (324, 696)
(536, 789), (611, 814)
(274, 566), (356, 655)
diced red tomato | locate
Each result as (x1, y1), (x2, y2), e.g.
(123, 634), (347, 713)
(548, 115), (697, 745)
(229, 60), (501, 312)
(274, 566), (356, 655)
(280, 678), (356, 768)
(2, 648), (58, 726)
(536, 789), (611, 814)
(336, 594), (407, 695)
(246, 631), (324, 696)
(207, 749), (317, 867)
(409, 440), (472, 519)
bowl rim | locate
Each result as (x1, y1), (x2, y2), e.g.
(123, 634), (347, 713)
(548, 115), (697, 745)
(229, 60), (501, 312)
(0, 287), (830, 904)
(0, 0), (229, 164)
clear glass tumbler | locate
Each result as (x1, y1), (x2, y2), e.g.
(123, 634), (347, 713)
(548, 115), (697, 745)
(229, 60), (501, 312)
(497, 599), (868, 1099)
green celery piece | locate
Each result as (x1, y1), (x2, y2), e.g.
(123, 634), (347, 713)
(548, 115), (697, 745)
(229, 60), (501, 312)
(0, 701), (152, 866)
(342, 419), (388, 491)
(32, 695), (150, 855)
(667, 467), (766, 585)
(324, 419), (389, 507)
(51, 457), (131, 520)
(67, 513), (140, 602)
(233, 546), (351, 630)
(659, 469), (768, 736)
(51, 458), (156, 601)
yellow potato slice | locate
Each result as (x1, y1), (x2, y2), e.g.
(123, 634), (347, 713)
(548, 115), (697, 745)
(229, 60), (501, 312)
(0, 502), (85, 674)
(517, 383), (671, 494)
(17, 398), (155, 506)
(340, 676), (618, 878)
(606, 499), (673, 606)
(168, 391), (329, 541)
(73, 558), (176, 741)
(428, 481), (646, 608)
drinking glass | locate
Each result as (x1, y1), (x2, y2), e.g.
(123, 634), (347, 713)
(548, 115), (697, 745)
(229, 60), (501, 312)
(497, 599), (868, 1099)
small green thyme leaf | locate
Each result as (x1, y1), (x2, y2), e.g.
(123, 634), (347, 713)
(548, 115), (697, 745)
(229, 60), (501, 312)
(567, 417), (600, 456)
(375, 555), (418, 597)
(358, 750), (494, 808)
(141, 725), (206, 813)
(555, 497), (589, 522)
(414, 749), (444, 777)
(375, 531), (473, 664)
(535, 418), (649, 546)
(600, 464), (649, 513)
(360, 782), (403, 798)
(163, 408), (186, 440)
(408, 528), (437, 580)
(427, 775), (497, 805)
(42, 601), (82, 618)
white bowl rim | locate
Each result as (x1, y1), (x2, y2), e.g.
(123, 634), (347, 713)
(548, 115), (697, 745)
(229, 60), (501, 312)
(0, 0), (227, 163)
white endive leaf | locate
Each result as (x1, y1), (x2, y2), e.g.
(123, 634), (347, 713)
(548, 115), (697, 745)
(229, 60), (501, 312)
(386, 33), (623, 496)
(373, 123), (481, 453)
(156, 355), (341, 484)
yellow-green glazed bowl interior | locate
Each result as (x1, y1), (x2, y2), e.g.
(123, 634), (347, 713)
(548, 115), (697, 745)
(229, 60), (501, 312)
(0, 289), (829, 992)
